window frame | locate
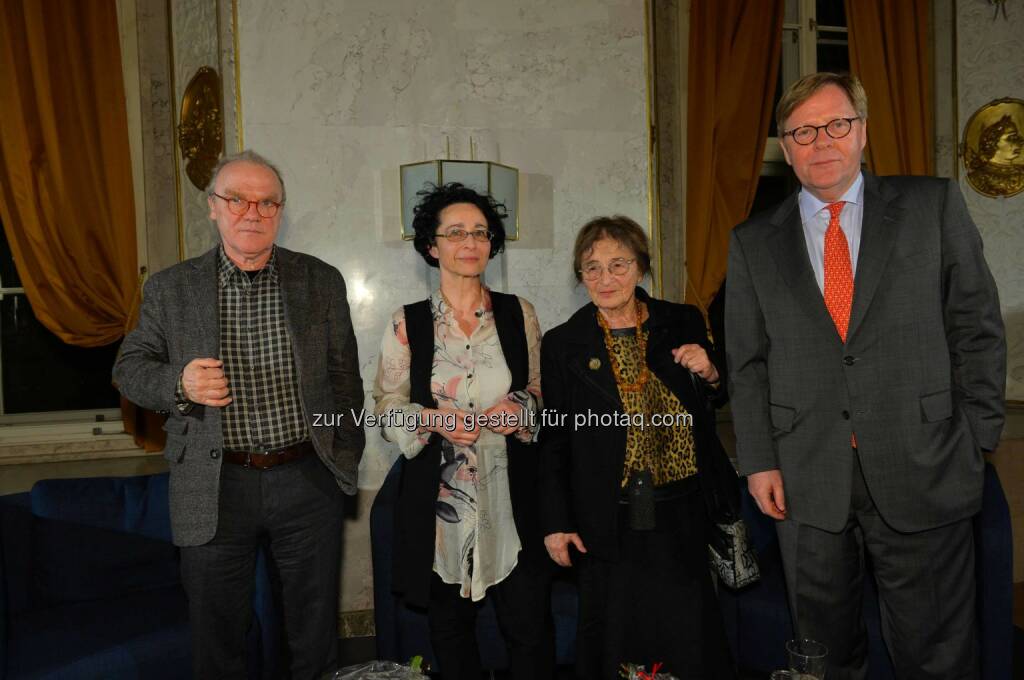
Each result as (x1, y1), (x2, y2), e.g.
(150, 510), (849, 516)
(765, 0), (849, 164)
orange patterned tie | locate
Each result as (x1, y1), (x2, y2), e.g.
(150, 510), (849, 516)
(823, 201), (853, 342)
(824, 201), (857, 447)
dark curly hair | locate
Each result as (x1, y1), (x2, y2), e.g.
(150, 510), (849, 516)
(411, 183), (507, 268)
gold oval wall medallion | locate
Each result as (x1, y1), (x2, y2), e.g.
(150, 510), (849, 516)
(962, 97), (1024, 198)
(178, 66), (224, 191)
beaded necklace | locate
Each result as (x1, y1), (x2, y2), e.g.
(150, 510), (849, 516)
(596, 299), (649, 393)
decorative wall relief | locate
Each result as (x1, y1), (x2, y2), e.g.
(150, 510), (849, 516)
(178, 66), (224, 191)
(962, 97), (1024, 198)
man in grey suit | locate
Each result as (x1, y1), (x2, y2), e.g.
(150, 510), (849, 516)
(726, 73), (1005, 679)
(114, 150), (365, 680)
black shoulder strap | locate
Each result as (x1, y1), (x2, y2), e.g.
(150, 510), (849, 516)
(403, 299), (437, 408)
(490, 291), (528, 392)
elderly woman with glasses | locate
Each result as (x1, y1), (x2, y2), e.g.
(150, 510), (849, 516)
(372, 183), (553, 680)
(538, 216), (735, 679)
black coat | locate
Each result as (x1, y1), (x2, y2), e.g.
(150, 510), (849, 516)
(538, 288), (728, 561)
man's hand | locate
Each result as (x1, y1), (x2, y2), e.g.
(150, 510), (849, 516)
(748, 469), (786, 519)
(544, 532), (587, 567)
(420, 407), (481, 447)
(671, 343), (720, 384)
(181, 358), (232, 407)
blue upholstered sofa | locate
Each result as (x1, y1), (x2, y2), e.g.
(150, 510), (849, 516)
(372, 457), (1013, 678)
(0, 473), (281, 680)
(717, 461), (1013, 679)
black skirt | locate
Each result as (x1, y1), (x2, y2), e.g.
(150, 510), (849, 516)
(574, 478), (736, 680)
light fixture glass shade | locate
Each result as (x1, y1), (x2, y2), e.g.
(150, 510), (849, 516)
(400, 160), (519, 240)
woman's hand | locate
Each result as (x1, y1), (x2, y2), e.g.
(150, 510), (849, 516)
(419, 407), (481, 447)
(544, 532), (587, 567)
(671, 343), (720, 384)
(482, 399), (525, 435)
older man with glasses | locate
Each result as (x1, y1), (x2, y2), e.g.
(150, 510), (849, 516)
(114, 149), (365, 680)
(726, 73), (1005, 679)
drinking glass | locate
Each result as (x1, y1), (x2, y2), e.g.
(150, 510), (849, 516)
(786, 638), (828, 679)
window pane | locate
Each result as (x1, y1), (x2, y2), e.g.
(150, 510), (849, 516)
(0, 221), (120, 414)
(816, 0), (847, 28)
(0, 293), (121, 413)
(816, 36), (850, 75)
(752, 164), (800, 215)
(0, 223), (21, 288)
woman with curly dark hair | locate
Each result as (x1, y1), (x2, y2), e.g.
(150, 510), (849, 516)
(372, 183), (553, 680)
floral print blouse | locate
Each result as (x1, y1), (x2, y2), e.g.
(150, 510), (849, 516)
(372, 289), (542, 601)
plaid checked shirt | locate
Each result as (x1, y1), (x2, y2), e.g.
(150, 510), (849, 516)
(217, 246), (309, 451)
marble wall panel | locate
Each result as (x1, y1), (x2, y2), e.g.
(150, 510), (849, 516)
(956, 2), (1024, 402)
(171, 0), (221, 257)
(237, 0), (650, 489)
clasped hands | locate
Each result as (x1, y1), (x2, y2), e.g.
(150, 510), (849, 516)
(419, 399), (525, 446)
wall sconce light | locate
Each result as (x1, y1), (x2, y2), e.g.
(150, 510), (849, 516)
(400, 139), (519, 241)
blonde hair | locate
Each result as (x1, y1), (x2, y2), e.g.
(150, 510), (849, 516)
(776, 72), (868, 133)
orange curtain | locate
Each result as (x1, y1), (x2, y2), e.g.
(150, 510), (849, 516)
(685, 0), (784, 310)
(845, 0), (934, 176)
(0, 0), (139, 348)
(0, 0), (165, 451)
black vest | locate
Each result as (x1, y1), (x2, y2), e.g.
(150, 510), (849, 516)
(392, 291), (541, 607)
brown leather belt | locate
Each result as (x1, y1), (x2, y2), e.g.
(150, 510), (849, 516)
(223, 441), (314, 469)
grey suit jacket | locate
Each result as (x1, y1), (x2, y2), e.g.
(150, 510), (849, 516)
(113, 246), (365, 546)
(725, 174), (1005, 533)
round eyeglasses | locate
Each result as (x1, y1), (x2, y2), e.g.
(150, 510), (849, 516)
(434, 228), (493, 243)
(579, 258), (635, 281)
(210, 192), (283, 218)
(782, 116), (861, 146)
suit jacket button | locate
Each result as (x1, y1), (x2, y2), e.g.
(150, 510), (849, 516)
(210, 449), (220, 459)
(841, 410), (850, 420)
(843, 355), (856, 366)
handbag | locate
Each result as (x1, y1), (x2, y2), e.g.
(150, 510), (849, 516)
(688, 371), (760, 589)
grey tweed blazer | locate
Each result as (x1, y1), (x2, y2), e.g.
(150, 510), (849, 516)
(113, 245), (365, 546)
(725, 173), (1005, 533)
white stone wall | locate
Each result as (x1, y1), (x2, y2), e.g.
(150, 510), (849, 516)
(956, 1), (1024, 401)
(171, 0), (222, 257)
(236, 0), (650, 487)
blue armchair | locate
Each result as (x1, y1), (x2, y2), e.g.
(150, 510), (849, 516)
(717, 461), (1013, 679)
(0, 473), (281, 680)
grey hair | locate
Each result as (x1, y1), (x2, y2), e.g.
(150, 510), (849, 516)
(206, 149), (287, 203)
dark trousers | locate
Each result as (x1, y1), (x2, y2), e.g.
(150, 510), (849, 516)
(575, 486), (734, 680)
(180, 453), (345, 680)
(777, 452), (978, 680)
(427, 559), (554, 680)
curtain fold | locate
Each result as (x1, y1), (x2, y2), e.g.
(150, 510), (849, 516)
(845, 0), (934, 176)
(0, 0), (165, 451)
(0, 0), (140, 348)
(685, 0), (784, 311)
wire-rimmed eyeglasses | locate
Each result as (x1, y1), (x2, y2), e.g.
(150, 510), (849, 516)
(209, 192), (283, 218)
(782, 117), (861, 146)
(579, 258), (635, 281)
(434, 228), (493, 243)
